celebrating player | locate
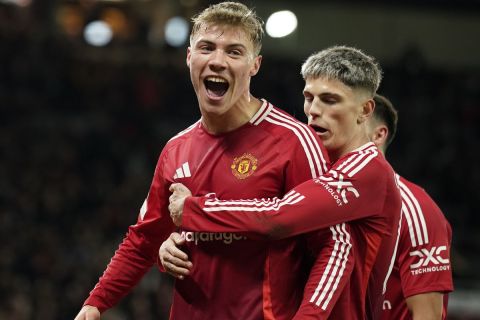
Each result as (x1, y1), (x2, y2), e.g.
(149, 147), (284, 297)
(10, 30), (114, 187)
(168, 46), (403, 319)
(75, 2), (347, 319)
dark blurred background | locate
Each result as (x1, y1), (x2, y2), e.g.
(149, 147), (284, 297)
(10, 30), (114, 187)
(1, 0), (479, 319)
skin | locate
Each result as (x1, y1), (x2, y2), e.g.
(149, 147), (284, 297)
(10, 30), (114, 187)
(75, 23), (263, 320)
(188, 23), (262, 134)
(367, 115), (445, 320)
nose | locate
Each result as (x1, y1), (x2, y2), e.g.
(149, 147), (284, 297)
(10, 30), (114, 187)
(208, 50), (227, 71)
(305, 98), (323, 119)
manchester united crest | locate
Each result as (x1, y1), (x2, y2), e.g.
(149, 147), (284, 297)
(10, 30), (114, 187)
(231, 153), (258, 179)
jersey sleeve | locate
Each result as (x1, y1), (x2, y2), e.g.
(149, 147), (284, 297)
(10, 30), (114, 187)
(182, 160), (389, 239)
(84, 149), (175, 312)
(396, 189), (453, 299)
(293, 223), (355, 319)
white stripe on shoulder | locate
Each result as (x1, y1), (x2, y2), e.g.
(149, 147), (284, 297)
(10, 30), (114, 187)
(336, 144), (378, 177)
(250, 99), (271, 125)
(270, 108), (329, 175)
(168, 120), (200, 142)
(399, 179), (429, 246)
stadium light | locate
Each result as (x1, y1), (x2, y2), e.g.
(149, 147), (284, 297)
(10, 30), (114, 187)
(266, 10), (298, 38)
(84, 20), (113, 47)
(164, 16), (189, 47)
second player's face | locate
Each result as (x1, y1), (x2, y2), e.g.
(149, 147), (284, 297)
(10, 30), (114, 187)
(303, 77), (370, 161)
(187, 24), (261, 117)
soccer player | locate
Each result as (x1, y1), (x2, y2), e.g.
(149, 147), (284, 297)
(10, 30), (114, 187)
(368, 94), (453, 320)
(75, 2), (340, 319)
(168, 46), (403, 319)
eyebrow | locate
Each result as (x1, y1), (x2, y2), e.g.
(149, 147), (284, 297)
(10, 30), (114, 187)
(196, 40), (248, 51)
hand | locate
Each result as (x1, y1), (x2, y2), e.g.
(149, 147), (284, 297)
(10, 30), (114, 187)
(74, 305), (100, 320)
(168, 183), (192, 226)
(159, 232), (193, 280)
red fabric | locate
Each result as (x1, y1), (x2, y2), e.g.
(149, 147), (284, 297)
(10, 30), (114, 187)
(85, 100), (339, 319)
(380, 176), (454, 320)
(183, 142), (403, 319)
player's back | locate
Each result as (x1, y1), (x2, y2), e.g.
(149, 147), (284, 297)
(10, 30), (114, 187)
(164, 100), (329, 319)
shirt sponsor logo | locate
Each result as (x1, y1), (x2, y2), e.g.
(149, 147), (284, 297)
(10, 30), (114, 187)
(181, 231), (248, 245)
(231, 153), (257, 179)
(409, 245), (450, 275)
(313, 170), (360, 206)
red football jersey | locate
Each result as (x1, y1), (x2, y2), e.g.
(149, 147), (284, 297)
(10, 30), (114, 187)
(380, 176), (453, 319)
(84, 100), (337, 319)
(182, 142), (403, 319)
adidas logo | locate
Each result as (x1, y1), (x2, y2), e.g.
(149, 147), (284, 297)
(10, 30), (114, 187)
(173, 162), (191, 179)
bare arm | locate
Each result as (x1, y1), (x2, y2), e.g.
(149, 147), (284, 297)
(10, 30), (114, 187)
(406, 292), (443, 320)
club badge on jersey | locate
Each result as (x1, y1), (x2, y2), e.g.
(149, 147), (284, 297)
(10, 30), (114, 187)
(231, 153), (258, 179)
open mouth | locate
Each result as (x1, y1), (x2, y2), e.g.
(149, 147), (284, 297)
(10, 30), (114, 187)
(204, 76), (229, 98)
(310, 124), (327, 134)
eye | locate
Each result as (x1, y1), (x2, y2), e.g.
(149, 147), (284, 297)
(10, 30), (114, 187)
(228, 49), (243, 56)
(303, 92), (313, 102)
(321, 96), (338, 105)
(198, 44), (213, 52)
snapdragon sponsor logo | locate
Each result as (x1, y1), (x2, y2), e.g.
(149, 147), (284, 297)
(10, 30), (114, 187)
(181, 231), (247, 245)
(313, 170), (360, 206)
(409, 245), (450, 275)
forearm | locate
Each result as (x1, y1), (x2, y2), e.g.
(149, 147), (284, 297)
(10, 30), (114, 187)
(406, 292), (444, 320)
(182, 182), (354, 239)
(293, 224), (354, 319)
(85, 230), (158, 312)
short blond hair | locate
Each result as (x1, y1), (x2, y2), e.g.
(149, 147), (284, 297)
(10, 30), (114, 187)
(190, 2), (264, 55)
(301, 45), (382, 97)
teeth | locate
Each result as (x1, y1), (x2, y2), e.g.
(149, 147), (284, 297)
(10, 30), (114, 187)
(206, 76), (227, 83)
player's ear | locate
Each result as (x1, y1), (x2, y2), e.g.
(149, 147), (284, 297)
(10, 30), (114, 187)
(358, 98), (375, 124)
(371, 124), (388, 148)
(249, 55), (262, 76)
(186, 47), (191, 68)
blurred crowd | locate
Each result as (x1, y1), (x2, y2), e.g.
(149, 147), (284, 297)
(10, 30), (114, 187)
(1, 3), (480, 320)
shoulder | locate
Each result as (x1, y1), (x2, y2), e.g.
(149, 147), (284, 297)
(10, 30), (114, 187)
(398, 176), (450, 230)
(252, 101), (315, 140)
(158, 120), (201, 160)
(334, 143), (391, 179)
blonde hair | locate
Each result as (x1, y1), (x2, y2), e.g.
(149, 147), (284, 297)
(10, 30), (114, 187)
(190, 2), (264, 55)
(301, 45), (382, 97)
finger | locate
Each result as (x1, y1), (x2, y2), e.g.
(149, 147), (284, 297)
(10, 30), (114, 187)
(164, 261), (191, 278)
(164, 254), (193, 270)
(166, 244), (190, 262)
(171, 232), (186, 245)
(169, 183), (183, 192)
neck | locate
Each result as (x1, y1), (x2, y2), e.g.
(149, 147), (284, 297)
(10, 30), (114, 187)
(329, 134), (370, 163)
(201, 94), (262, 134)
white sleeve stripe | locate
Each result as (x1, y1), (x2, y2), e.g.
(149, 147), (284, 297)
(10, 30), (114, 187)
(310, 223), (352, 309)
(203, 194), (305, 212)
(250, 100), (270, 124)
(264, 117), (319, 178)
(168, 120), (200, 142)
(270, 109), (329, 174)
(321, 223), (352, 309)
(383, 210), (403, 294)
(400, 188), (424, 245)
(205, 190), (296, 207)
(399, 180), (429, 245)
(267, 109), (324, 178)
(402, 201), (417, 247)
